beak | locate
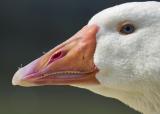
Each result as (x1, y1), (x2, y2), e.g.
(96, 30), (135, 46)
(12, 25), (99, 87)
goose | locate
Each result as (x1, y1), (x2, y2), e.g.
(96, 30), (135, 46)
(12, 1), (160, 114)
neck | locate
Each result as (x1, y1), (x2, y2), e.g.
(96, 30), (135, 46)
(75, 84), (160, 114)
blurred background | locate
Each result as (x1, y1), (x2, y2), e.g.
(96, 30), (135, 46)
(0, 0), (146, 114)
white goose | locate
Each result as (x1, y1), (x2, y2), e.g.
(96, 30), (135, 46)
(12, 1), (160, 114)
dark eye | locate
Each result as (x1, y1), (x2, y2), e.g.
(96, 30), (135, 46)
(118, 23), (135, 35)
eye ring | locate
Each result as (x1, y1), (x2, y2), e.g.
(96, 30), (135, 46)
(118, 22), (135, 35)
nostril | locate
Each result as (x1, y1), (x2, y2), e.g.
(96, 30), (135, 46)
(48, 51), (65, 65)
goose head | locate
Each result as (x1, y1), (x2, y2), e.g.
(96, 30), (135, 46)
(12, 1), (160, 114)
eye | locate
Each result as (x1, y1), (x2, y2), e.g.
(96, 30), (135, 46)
(118, 22), (135, 35)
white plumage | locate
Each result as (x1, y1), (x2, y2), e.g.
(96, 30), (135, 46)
(83, 1), (160, 114)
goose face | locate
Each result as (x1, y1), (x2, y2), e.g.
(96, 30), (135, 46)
(12, 1), (160, 113)
(12, 1), (160, 114)
(12, 1), (160, 91)
(88, 1), (160, 93)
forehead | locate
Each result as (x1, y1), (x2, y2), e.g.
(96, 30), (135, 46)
(88, 2), (160, 25)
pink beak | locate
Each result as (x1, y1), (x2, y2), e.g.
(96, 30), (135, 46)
(12, 25), (99, 87)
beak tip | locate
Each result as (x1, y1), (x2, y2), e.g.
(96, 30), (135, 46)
(12, 69), (22, 85)
(12, 68), (36, 87)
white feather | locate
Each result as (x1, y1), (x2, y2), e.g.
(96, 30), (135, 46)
(83, 1), (160, 114)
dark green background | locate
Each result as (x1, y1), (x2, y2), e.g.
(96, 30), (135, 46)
(1, 0), (146, 114)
